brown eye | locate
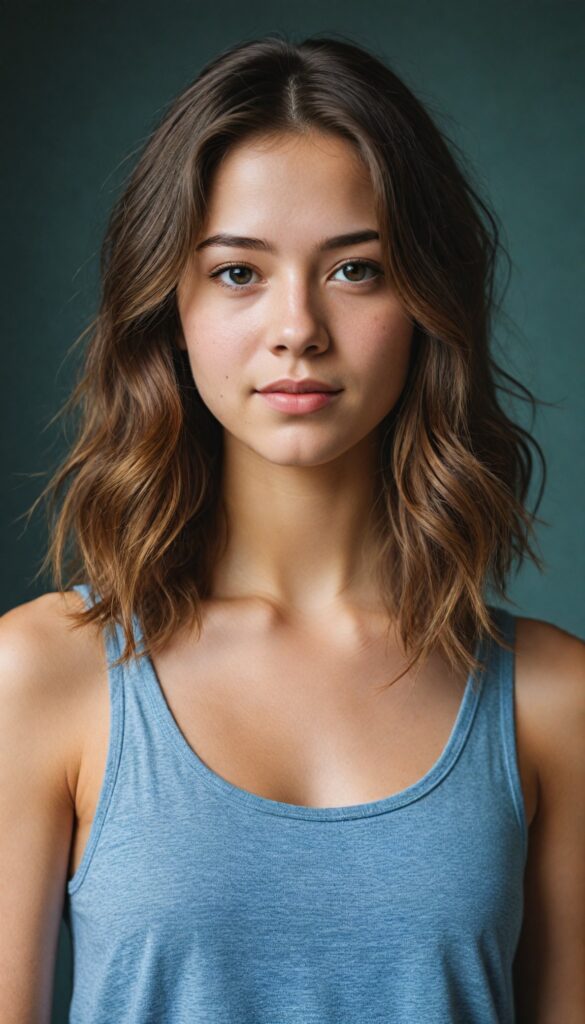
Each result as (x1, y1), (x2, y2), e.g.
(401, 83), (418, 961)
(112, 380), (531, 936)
(332, 260), (382, 284)
(226, 267), (253, 285)
(210, 264), (258, 289)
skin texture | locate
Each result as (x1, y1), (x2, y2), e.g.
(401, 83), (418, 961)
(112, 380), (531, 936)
(176, 130), (414, 629)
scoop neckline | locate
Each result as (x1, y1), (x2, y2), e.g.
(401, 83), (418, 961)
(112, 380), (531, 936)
(129, 607), (491, 821)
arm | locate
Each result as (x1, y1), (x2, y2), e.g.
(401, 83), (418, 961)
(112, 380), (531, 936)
(513, 617), (585, 1023)
(0, 597), (78, 1024)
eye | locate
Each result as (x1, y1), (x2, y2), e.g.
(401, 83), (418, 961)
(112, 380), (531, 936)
(331, 259), (383, 284)
(208, 258), (383, 291)
(209, 263), (259, 290)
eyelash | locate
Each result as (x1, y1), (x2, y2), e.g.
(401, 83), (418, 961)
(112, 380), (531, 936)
(208, 258), (383, 292)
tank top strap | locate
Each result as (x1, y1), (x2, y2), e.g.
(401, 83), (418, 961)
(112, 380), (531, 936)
(71, 581), (124, 664)
(70, 581), (162, 728)
(492, 605), (527, 846)
(469, 603), (528, 859)
(68, 583), (126, 896)
(71, 582), (178, 748)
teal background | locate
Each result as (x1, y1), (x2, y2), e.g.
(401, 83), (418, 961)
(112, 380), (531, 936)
(1, 2), (583, 1021)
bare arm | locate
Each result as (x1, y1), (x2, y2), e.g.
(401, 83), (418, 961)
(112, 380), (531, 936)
(513, 617), (585, 1023)
(0, 596), (79, 1024)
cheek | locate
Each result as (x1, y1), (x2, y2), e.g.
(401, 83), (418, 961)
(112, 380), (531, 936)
(355, 310), (414, 387)
(181, 312), (246, 385)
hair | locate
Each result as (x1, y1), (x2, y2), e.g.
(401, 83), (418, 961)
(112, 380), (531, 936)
(23, 31), (549, 689)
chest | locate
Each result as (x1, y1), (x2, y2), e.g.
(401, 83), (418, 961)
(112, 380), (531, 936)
(68, 728), (525, 1024)
(68, 620), (538, 883)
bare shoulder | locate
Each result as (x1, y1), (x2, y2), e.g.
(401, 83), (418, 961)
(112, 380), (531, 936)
(512, 616), (585, 1019)
(0, 589), (98, 687)
(0, 590), (105, 802)
(514, 614), (585, 788)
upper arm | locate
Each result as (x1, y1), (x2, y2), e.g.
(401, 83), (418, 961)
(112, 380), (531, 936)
(0, 596), (78, 1024)
(513, 616), (585, 1024)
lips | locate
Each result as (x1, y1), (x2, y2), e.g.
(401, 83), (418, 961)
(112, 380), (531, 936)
(257, 378), (342, 394)
(257, 390), (341, 413)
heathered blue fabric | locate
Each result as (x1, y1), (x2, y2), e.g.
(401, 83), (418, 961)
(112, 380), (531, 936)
(63, 583), (527, 1023)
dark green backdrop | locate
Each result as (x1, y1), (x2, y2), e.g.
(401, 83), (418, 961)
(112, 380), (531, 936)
(1, 2), (583, 1021)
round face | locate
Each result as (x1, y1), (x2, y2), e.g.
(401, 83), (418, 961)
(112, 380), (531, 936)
(176, 130), (414, 468)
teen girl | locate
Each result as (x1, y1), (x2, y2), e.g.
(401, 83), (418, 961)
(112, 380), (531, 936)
(1, 33), (583, 1024)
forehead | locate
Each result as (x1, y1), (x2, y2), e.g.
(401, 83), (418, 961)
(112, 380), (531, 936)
(202, 131), (376, 224)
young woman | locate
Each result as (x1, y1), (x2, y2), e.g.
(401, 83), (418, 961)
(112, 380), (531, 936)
(1, 33), (583, 1024)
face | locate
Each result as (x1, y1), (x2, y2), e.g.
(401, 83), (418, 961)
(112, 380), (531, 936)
(176, 130), (414, 467)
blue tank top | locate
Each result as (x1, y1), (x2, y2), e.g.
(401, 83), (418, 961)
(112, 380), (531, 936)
(63, 583), (528, 1023)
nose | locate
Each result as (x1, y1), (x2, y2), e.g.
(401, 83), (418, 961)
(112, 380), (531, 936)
(266, 272), (330, 356)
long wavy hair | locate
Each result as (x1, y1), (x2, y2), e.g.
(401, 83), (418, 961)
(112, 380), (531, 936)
(24, 32), (548, 687)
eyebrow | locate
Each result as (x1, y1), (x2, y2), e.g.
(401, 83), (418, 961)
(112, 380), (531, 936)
(194, 229), (380, 254)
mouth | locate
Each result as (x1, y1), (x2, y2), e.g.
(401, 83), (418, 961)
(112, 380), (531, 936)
(254, 388), (342, 394)
(256, 378), (343, 395)
(255, 390), (343, 414)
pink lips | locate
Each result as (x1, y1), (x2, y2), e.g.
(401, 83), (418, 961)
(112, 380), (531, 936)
(257, 391), (341, 414)
(258, 377), (340, 393)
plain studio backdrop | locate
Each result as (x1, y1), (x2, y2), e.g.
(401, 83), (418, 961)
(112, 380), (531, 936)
(1, 2), (583, 1020)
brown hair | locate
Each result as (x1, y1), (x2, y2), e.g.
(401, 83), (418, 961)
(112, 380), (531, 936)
(23, 32), (549, 687)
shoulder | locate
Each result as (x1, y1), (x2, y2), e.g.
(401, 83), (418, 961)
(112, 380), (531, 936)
(513, 613), (585, 806)
(0, 590), (106, 802)
(511, 614), (585, 1018)
(0, 589), (97, 684)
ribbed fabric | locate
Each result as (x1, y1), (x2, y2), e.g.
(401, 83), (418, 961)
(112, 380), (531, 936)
(63, 584), (527, 1023)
